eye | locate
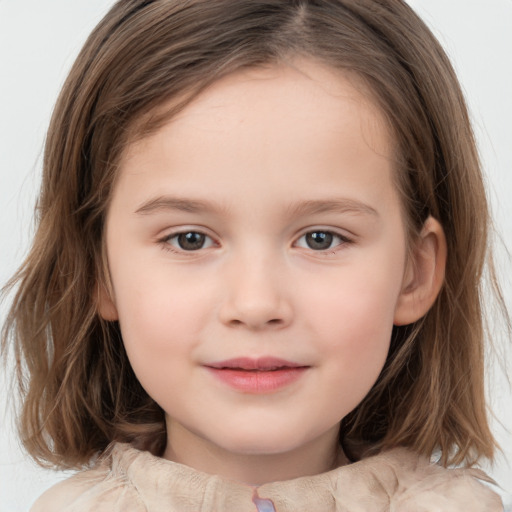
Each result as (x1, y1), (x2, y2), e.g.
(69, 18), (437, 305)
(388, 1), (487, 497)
(164, 231), (215, 251)
(295, 230), (349, 251)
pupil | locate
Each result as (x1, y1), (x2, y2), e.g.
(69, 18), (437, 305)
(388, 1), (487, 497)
(178, 232), (205, 250)
(306, 232), (333, 250)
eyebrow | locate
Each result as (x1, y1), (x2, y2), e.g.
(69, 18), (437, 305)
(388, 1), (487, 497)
(135, 196), (220, 215)
(286, 199), (379, 218)
(134, 195), (379, 218)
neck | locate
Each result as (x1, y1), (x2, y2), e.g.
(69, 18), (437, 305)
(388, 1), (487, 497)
(162, 421), (347, 485)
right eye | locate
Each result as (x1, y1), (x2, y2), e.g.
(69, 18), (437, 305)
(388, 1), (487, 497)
(162, 231), (215, 251)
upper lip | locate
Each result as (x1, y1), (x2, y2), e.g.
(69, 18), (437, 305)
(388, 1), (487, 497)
(205, 357), (307, 371)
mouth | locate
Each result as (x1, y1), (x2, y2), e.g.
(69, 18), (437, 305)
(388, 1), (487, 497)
(207, 357), (305, 371)
(204, 357), (310, 393)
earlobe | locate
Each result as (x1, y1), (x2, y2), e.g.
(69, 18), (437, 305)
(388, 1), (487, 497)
(393, 216), (447, 326)
(96, 282), (119, 321)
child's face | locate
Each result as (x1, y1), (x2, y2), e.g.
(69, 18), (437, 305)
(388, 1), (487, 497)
(101, 60), (411, 470)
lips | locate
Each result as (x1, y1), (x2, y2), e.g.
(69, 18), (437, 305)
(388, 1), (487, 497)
(207, 357), (304, 371)
(205, 357), (309, 393)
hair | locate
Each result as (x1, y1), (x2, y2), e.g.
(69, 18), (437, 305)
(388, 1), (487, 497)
(1, 0), (505, 470)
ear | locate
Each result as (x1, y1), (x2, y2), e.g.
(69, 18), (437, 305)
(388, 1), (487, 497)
(394, 216), (447, 326)
(96, 282), (119, 321)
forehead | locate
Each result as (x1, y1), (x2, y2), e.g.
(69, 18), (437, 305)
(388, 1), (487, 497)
(121, 58), (393, 167)
(112, 58), (398, 222)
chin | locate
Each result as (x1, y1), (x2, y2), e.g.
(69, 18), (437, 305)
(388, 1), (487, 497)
(210, 424), (314, 457)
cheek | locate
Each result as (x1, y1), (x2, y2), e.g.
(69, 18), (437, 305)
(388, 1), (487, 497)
(109, 264), (213, 385)
(307, 284), (396, 417)
(297, 256), (403, 375)
(114, 288), (202, 408)
(111, 254), (211, 337)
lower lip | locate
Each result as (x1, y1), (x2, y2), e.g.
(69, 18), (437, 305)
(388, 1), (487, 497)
(206, 367), (308, 393)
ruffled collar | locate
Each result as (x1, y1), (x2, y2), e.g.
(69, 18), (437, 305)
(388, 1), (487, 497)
(100, 442), (502, 511)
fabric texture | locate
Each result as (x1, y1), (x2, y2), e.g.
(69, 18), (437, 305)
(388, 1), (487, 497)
(31, 443), (504, 511)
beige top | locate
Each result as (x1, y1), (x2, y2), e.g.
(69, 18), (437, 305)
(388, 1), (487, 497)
(31, 443), (503, 512)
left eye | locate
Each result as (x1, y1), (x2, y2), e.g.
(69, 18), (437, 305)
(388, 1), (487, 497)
(165, 231), (215, 251)
(295, 231), (348, 251)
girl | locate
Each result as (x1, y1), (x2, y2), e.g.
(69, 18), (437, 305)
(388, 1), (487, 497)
(1, 0), (510, 510)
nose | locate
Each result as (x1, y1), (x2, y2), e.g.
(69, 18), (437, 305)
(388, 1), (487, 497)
(217, 251), (293, 331)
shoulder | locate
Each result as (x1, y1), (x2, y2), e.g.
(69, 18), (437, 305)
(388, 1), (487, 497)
(30, 471), (99, 512)
(365, 448), (505, 512)
(29, 444), (147, 512)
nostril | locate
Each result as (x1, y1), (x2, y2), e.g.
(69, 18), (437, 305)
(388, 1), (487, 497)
(229, 318), (282, 327)
(219, 294), (293, 330)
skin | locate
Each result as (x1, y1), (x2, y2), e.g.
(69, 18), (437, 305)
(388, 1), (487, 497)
(100, 59), (446, 485)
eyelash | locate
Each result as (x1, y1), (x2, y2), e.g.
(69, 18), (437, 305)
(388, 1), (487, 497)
(158, 229), (353, 254)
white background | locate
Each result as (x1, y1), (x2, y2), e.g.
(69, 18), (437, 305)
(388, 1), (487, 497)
(1, 1), (511, 510)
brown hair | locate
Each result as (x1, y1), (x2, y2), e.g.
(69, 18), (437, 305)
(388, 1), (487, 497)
(1, 0), (505, 469)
